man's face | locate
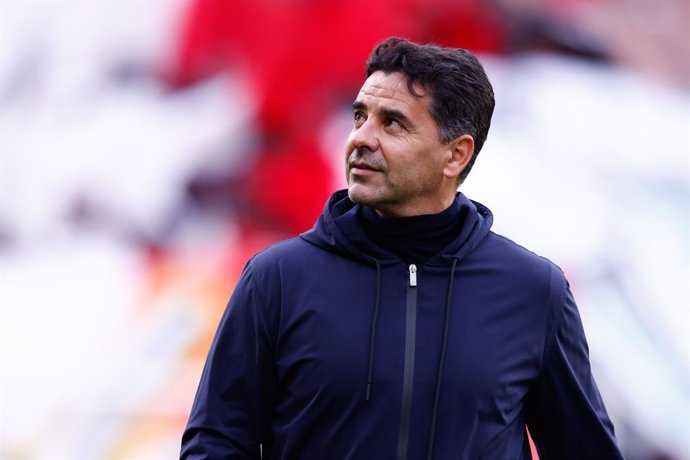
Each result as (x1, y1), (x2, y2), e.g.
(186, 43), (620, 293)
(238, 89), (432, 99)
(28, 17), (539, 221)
(345, 71), (455, 217)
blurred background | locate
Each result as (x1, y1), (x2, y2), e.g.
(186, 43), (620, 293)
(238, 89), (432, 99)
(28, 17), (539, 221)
(0, 0), (688, 458)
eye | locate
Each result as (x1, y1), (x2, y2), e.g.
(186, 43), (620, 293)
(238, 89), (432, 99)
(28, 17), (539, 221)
(383, 117), (403, 130)
(353, 110), (366, 127)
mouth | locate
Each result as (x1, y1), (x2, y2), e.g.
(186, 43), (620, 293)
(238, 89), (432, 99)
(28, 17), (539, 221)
(349, 161), (382, 174)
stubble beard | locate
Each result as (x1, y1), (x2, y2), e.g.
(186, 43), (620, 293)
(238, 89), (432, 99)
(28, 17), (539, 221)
(348, 169), (445, 217)
(347, 175), (414, 217)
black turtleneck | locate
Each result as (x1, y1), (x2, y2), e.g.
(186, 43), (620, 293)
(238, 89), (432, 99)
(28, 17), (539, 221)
(358, 197), (466, 263)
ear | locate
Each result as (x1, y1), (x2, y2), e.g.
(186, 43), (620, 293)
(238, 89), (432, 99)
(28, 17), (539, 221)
(443, 134), (474, 181)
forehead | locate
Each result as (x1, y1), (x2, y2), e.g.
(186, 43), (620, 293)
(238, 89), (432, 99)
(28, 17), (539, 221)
(356, 71), (430, 112)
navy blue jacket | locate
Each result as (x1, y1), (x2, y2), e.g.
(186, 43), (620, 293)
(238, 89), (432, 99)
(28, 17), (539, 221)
(181, 190), (623, 459)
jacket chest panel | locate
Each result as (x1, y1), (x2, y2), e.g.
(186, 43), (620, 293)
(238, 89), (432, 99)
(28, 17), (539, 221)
(274, 265), (408, 404)
(271, 261), (544, 452)
(426, 280), (544, 436)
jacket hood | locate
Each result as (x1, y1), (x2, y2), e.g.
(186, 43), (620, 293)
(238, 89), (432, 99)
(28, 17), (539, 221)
(300, 189), (493, 266)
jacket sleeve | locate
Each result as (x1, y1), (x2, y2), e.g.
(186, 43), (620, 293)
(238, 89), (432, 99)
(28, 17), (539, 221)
(181, 260), (277, 459)
(525, 281), (625, 459)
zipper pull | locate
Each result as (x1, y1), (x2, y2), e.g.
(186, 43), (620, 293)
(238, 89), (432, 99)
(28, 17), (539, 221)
(409, 264), (417, 287)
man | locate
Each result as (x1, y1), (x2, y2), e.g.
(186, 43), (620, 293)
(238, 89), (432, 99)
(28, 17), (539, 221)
(181, 37), (624, 459)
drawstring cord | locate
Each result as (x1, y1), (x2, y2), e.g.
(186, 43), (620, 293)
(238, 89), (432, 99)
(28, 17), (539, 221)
(365, 259), (382, 401)
(427, 257), (458, 460)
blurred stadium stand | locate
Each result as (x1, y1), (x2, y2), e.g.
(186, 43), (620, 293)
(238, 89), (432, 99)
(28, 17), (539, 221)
(1, 0), (688, 458)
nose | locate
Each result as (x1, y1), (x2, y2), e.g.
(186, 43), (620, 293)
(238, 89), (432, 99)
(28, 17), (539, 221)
(348, 118), (379, 152)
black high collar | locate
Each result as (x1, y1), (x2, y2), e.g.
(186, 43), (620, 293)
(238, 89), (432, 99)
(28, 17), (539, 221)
(358, 198), (465, 263)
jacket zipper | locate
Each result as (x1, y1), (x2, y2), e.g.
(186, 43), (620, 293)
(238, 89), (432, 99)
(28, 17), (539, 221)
(397, 264), (418, 460)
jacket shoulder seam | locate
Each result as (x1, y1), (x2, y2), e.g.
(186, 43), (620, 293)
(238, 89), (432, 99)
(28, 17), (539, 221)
(244, 258), (280, 357)
(537, 271), (568, 376)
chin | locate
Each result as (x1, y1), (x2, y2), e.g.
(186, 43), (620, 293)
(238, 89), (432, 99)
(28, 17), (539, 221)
(348, 185), (389, 210)
(347, 186), (364, 204)
(347, 184), (375, 206)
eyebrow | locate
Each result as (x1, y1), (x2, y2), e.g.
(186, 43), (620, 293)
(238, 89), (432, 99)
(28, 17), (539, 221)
(352, 101), (413, 127)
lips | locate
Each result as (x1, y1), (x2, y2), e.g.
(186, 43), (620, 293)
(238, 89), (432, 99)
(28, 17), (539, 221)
(349, 161), (382, 172)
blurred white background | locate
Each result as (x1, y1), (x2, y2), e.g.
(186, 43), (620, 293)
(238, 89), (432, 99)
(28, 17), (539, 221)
(1, 0), (688, 458)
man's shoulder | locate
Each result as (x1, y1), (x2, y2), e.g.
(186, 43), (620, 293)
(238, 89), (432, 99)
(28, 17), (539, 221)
(249, 235), (331, 270)
(478, 230), (566, 288)
(472, 232), (570, 321)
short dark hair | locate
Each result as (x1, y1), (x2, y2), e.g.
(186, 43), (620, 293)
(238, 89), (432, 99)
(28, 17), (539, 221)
(365, 37), (495, 184)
